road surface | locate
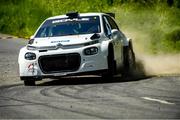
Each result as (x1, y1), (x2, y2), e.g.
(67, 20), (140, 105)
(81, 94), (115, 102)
(0, 34), (180, 119)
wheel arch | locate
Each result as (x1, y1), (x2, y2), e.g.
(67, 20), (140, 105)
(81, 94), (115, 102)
(123, 38), (133, 48)
(100, 40), (114, 57)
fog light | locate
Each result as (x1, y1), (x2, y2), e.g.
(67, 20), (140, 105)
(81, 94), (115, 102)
(25, 52), (36, 60)
(84, 47), (98, 55)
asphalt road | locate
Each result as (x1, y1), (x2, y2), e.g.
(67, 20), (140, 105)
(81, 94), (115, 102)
(0, 35), (180, 119)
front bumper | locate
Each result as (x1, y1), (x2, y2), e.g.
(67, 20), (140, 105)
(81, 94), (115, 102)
(18, 44), (108, 78)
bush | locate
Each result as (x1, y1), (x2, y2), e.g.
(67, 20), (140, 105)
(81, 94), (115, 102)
(166, 29), (180, 42)
(164, 29), (180, 52)
(0, 0), (180, 54)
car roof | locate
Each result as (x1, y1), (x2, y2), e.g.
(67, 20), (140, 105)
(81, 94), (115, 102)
(47, 13), (106, 20)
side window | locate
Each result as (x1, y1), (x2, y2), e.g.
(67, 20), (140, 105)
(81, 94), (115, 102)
(106, 16), (119, 30)
(103, 16), (111, 37)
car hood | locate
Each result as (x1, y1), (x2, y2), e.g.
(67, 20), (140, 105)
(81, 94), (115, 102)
(31, 34), (95, 47)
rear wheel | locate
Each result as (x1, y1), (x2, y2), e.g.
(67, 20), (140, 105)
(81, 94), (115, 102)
(122, 45), (135, 77)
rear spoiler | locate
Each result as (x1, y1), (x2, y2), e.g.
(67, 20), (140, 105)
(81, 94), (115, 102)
(106, 13), (115, 18)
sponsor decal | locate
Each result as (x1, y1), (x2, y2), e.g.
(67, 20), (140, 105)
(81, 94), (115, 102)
(51, 40), (70, 43)
(52, 18), (90, 24)
(28, 63), (34, 73)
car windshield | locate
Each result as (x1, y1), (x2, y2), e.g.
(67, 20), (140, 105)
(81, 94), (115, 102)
(35, 16), (101, 38)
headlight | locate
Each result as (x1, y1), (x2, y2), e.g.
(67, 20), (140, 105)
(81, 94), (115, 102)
(84, 47), (98, 55)
(84, 40), (99, 46)
(27, 45), (37, 50)
(25, 52), (36, 60)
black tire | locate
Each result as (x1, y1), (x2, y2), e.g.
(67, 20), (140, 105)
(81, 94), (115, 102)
(21, 77), (36, 86)
(122, 45), (135, 77)
(24, 80), (35, 86)
(102, 45), (116, 79)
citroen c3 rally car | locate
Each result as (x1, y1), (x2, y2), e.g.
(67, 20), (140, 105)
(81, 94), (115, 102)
(18, 12), (135, 86)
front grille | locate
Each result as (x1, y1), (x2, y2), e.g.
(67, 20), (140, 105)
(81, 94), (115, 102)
(38, 53), (81, 74)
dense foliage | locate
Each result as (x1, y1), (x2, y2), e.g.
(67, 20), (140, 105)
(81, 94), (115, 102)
(0, 0), (180, 53)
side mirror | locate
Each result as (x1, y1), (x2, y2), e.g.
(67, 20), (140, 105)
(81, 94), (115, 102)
(111, 29), (121, 41)
(28, 35), (35, 44)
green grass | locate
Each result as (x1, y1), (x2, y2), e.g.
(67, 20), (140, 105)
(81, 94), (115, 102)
(110, 2), (180, 54)
(0, 0), (180, 54)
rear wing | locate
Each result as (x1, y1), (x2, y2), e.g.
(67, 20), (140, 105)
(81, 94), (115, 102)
(106, 13), (115, 18)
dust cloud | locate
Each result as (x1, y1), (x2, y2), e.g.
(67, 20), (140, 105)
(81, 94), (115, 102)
(135, 54), (180, 76)
(125, 30), (180, 76)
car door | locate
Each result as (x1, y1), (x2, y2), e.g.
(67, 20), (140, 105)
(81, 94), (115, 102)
(104, 15), (124, 68)
(102, 15), (117, 60)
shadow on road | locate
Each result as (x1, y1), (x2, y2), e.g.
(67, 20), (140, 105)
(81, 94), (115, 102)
(38, 75), (154, 86)
(38, 58), (153, 86)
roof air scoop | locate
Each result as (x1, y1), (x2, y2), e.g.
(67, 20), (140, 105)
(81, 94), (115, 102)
(106, 13), (115, 18)
(66, 12), (79, 19)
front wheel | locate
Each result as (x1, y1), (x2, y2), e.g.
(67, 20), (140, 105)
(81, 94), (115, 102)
(21, 77), (36, 86)
(102, 46), (116, 80)
(24, 80), (35, 86)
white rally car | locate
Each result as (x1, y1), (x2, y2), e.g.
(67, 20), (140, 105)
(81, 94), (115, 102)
(18, 12), (135, 86)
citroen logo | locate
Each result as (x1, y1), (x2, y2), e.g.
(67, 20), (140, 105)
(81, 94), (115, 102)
(56, 43), (63, 48)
